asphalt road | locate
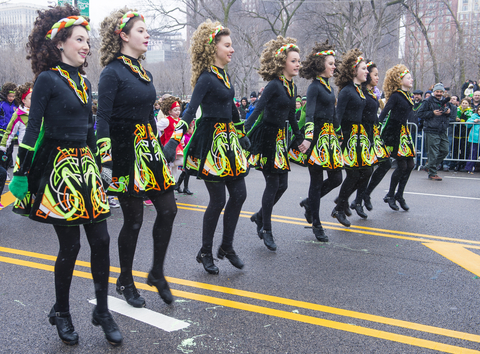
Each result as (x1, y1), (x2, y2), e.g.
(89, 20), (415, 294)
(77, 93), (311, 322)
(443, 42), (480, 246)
(1, 163), (480, 353)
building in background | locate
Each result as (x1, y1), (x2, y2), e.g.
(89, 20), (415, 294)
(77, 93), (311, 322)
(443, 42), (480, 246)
(146, 32), (184, 63)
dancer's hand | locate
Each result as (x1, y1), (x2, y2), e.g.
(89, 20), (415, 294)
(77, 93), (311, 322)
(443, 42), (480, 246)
(163, 140), (179, 162)
(298, 140), (311, 153)
(9, 176), (28, 200)
(239, 136), (251, 150)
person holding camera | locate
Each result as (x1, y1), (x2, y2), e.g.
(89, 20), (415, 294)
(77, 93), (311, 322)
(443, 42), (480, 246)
(418, 83), (456, 180)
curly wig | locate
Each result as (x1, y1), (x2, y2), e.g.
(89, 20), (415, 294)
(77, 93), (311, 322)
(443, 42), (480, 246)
(1, 82), (17, 96)
(382, 64), (409, 100)
(26, 5), (89, 80)
(361, 59), (377, 90)
(258, 36), (299, 82)
(334, 48), (364, 91)
(160, 96), (181, 116)
(189, 19), (230, 89)
(299, 40), (335, 80)
(99, 7), (144, 67)
(14, 82), (33, 106)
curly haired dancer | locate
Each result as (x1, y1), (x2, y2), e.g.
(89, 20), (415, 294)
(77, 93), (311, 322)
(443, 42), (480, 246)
(96, 8), (177, 306)
(291, 41), (343, 242)
(9, 5), (122, 346)
(246, 36), (305, 251)
(164, 20), (249, 274)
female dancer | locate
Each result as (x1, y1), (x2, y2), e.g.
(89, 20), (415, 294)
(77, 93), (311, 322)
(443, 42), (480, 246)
(164, 20), (249, 274)
(350, 60), (390, 212)
(97, 8), (177, 306)
(246, 36), (305, 251)
(290, 41), (343, 242)
(379, 65), (415, 210)
(9, 5), (122, 346)
(331, 49), (373, 227)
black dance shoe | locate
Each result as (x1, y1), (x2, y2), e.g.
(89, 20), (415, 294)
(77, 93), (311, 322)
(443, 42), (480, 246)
(116, 279), (146, 308)
(312, 224), (328, 242)
(299, 198), (313, 224)
(383, 195), (399, 211)
(91, 307), (123, 347)
(183, 188), (193, 195)
(363, 194), (373, 211)
(350, 202), (368, 219)
(147, 273), (174, 305)
(217, 247), (244, 269)
(48, 306), (78, 345)
(196, 251), (219, 274)
(260, 229), (277, 251)
(334, 197), (352, 216)
(250, 212), (263, 237)
(395, 195), (410, 211)
(331, 208), (351, 227)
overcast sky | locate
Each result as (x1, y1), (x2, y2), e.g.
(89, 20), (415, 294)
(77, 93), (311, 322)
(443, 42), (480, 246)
(10, 0), (166, 29)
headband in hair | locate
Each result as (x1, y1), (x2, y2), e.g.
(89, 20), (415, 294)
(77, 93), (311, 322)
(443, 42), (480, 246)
(9, 90), (15, 94)
(353, 56), (364, 68)
(21, 88), (32, 101)
(115, 11), (145, 34)
(275, 43), (298, 57)
(45, 16), (90, 40)
(315, 50), (335, 56)
(400, 69), (410, 79)
(366, 61), (374, 67)
(170, 101), (180, 111)
(207, 25), (224, 44)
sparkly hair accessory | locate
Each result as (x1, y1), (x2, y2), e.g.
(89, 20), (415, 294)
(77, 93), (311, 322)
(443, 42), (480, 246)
(8, 90), (15, 93)
(315, 50), (335, 56)
(207, 25), (224, 44)
(45, 16), (90, 40)
(21, 88), (32, 101)
(115, 11), (145, 34)
(170, 101), (180, 111)
(366, 61), (374, 67)
(275, 43), (298, 57)
(353, 56), (364, 68)
(400, 69), (410, 79)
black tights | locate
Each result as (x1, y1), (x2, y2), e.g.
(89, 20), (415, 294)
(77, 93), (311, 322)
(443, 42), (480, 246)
(336, 169), (373, 210)
(307, 167), (342, 226)
(53, 221), (110, 314)
(387, 158), (415, 198)
(202, 178), (247, 253)
(363, 159), (392, 198)
(118, 191), (177, 285)
(256, 172), (288, 231)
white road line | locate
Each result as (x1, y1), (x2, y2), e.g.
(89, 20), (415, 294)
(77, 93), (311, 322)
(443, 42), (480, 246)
(443, 176), (479, 180)
(89, 296), (190, 332)
(401, 191), (480, 200)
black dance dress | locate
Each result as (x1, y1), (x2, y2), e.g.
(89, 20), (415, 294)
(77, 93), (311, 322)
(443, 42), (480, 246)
(363, 88), (389, 163)
(96, 54), (174, 196)
(13, 62), (110, 225)
(247, 76), (302, 173)
(180, 66), (248, 182)
(379, 90), (416, 159)
(289, 77), (343, 169)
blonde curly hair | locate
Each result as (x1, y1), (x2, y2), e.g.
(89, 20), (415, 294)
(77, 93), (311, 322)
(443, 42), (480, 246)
(160, 96), (181, 116)
(258, 36), (299, 81)
(189, 19), (230, 89)
(334, 48), (364, 91)
(382, 64), (409, 101)
(99, 7), (145, 67)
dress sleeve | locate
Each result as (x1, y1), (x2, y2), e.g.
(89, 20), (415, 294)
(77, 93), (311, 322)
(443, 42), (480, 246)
(288, 85), (302, 143)
(304, 83), (318, 140)
(335, 87), (348, 126)
(245, 81), (274, 131)
(181, 73), (211, 126)
(379, 94), (398, 123)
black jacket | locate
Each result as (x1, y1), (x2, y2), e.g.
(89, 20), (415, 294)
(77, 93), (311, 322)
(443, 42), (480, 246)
(417, 96), (456, 134)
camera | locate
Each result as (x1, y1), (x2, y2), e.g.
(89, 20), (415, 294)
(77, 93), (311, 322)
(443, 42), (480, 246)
(440, 97), (451, 114)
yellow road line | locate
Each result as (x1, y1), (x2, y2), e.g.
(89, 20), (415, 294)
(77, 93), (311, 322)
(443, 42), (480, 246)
(0, 191), (15, 208)
(1, 254), (479, 353)
(1, 246), (480, 345)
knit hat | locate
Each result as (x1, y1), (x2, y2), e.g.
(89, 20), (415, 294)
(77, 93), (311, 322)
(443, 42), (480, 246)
(250, 91), (257, 98)
(425, 90), (432, 97)
(296, 97), (302, 102)
(432, 83), (445, 92)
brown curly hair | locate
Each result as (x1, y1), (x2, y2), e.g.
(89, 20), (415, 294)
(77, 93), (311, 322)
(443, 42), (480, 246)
(334, 48), (364, 91)
(382, 64), (409, 100)
(26, 5), (90, 80)
(99, 7), (145, 67)
(14, 82), (33, 106)
(361, 59), (377, 90)
(258, 36), (299, 81)
(299, 40), (335, 80)
(189, 20), (230, 89)
(160, 96), (181, 116)
(1, 82), (17, 96)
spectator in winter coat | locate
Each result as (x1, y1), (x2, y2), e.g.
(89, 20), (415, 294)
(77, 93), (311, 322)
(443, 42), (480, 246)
(464, 83), (474, 98)
(461, 79), (470, 99)
(465, 106), (480, 173)
(239, 97), (248, 121)
(245, 91), (257, 123)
